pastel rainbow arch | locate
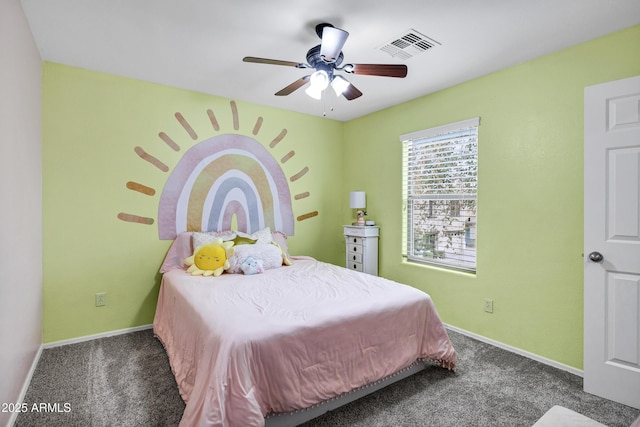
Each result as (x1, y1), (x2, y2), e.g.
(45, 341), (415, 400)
(158, 134), (294, 240)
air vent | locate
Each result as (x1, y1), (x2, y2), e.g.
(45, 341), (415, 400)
(378, 29), (440, 60)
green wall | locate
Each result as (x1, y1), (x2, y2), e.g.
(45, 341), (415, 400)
(343, 25), (640, 369)
(42, 63), (344, 342)
(42, 25), (639, 370)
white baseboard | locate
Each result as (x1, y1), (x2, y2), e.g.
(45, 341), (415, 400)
(42, 324), (153, 349)
(9, 344), (43, 427)
(445, 324), (583, 377)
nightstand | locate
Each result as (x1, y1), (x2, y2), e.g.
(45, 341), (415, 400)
(343, 225), (379, 276)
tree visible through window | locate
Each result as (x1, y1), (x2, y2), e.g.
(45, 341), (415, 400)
(401, 118), (479, 272)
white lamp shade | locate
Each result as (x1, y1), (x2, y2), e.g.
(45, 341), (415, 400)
(309, 70), (329, 90)
(305, 85), (323, 100)
(331, 75), (350, 97)
(306, 70), (330, 100)
(350, 191), (366, 209)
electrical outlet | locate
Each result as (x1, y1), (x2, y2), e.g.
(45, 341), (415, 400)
(484, 298), (494, 313)
(95, 292), (106, 307)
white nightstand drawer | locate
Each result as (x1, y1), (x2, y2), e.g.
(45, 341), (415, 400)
(347, 261), (363, 272)
(348, 253), (363, 263)
(348, 243), (363, 254)
(347, 236), (363, 245)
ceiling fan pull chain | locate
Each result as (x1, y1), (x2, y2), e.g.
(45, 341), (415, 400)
(323, 92), (327, 117)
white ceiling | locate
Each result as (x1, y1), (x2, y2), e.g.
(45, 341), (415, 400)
(20, 0), (640, 121)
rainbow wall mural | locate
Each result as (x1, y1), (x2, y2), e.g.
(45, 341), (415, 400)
(118, 101), (318, 240)
(158, 133), (294, 239)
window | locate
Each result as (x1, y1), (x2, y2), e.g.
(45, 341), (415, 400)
(401, 117), (479, 272)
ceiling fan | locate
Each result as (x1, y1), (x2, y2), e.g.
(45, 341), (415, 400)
(243, 23), (408, 101)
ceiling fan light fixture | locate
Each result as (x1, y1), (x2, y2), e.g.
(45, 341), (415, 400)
(309, 70), (330, 91)
(245, 23), (408, 102)
(305, 85), (323, 100)
(331, 75), (350, 96)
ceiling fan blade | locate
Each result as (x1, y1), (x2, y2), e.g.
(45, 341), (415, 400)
(342, 83), (363, 101)
(275, 76), (310, 96)
(320, 26), (349, 62)
(243, 56), (302, 67)
(349, 63), (408, 78)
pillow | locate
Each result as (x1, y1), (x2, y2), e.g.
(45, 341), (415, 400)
(240, 256), (264, 275)
(227, 243), (283, 274)
(235, 227), (272, 244)
(193, 227), (273, 249)
(271, 231), (289, 255)
(184, 238), (235, 277)
(160, 232), (194, 273)
(192, 230), (235, 249)
(232, 233), (257, 246)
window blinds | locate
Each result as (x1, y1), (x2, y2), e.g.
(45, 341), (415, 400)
(400, 117), (479, 272)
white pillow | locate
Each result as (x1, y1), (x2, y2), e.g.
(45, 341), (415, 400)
(271, 231), (289, 256)
(235, 227), (272, 244)
(192, 230), (235, 249)
(227, 243), (283, 274)
(193, 227), (273, 249)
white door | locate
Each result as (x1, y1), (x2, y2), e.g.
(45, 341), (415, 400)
(584, 75), (640, 410)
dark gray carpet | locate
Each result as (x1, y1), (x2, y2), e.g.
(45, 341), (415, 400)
(15, 328), (639, 427)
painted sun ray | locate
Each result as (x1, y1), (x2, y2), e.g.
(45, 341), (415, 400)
(207, 109), (220, 131)
(175, 112), (198, 140)
(158, 132), (180, 151)
(289, 167), (309, 182)
(294, 192), (310, 200)
(297, 211), (318, 221)
(230, 101), (239, 130)
(269, 129), (287, 148)
(118, 212), (155, 225)
(252, 117), (263, 135)
(126, 181), (156, 196)
(281, 151), (295, 163)
(134, 146), (169, 172)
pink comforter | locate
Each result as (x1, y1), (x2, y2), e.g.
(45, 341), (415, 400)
(153, 258), (456, 427)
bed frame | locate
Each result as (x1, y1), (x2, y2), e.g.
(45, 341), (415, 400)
(264, 360), (427, 426)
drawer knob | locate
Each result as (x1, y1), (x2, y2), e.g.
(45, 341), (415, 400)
(353, 238), (357, 243)
(353, 255), (356, 260)
(353, 246), (358, 252)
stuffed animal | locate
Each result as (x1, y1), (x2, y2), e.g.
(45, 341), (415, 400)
(240, 256), (264, 275)
(184, 238), (234, 277)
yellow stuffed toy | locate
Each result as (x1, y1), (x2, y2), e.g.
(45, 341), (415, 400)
(184, 238), (235, 277)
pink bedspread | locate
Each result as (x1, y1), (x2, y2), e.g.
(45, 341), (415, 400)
(153, 258), (456, 427)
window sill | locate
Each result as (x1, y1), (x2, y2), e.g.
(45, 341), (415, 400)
(401, 256), (477, 277)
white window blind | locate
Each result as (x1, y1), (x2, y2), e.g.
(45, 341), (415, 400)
(401, 117), (479, 272)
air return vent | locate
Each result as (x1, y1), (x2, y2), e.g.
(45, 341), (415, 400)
(379, 29), (440, 60)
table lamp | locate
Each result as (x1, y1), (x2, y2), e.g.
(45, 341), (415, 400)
(350, 191), (366, 226)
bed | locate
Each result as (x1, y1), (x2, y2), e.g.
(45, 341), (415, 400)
(153, 231), (457, 427)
